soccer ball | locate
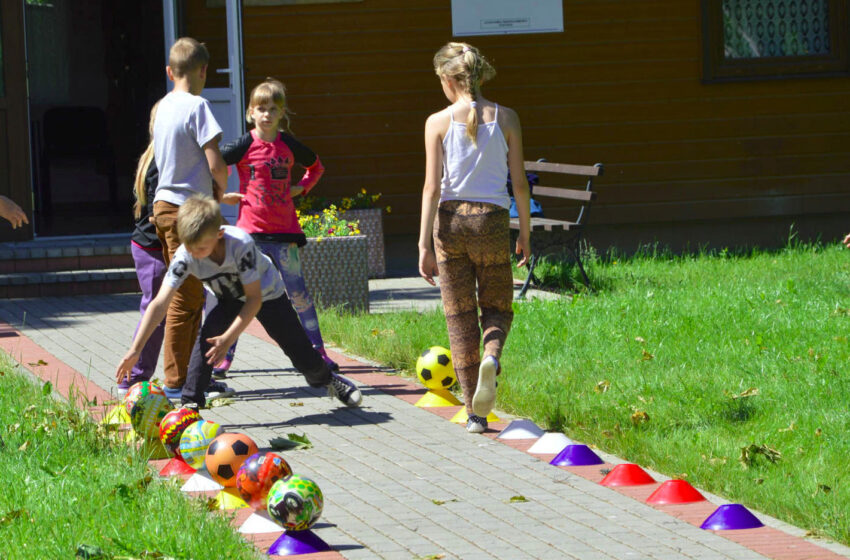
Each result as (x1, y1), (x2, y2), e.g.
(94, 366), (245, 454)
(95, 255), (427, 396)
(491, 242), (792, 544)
(204, 433), (259, 487)
(159, 407), (202, 450)
(416, 346), (455, 390)
(129, 392), (173, 440)
(267, 474), (323, 531)
(178, 419), (221, 470)
(236, 452), (293, 509)
(123, 381), (165, 415)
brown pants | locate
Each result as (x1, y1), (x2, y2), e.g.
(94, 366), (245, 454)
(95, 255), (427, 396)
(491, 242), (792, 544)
(434, 200), (514, 413)
(153, 200), (205, 389)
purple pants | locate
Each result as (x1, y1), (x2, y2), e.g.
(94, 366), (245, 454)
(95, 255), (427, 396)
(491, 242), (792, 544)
(121, 243), (167, 389)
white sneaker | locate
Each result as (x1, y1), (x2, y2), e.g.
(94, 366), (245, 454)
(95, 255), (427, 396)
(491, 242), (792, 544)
(472, 356), (498, 417)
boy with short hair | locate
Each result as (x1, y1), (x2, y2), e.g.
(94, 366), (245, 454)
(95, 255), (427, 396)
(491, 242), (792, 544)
(116, 196), (363, 410)
(153, 37), (234, 400)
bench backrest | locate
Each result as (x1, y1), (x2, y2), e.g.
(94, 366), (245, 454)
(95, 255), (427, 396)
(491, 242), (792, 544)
(525, 161), (603, 225)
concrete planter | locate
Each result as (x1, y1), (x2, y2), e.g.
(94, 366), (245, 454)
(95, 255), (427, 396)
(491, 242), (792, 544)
(300, 234), (369, 312)
(345, 208), (385, 278)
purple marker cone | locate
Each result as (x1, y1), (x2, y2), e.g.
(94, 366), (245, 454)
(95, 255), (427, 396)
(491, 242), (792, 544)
(549, 444), (604, 466)
(267, 530), (331, 556)
(700, 504), (764, 530)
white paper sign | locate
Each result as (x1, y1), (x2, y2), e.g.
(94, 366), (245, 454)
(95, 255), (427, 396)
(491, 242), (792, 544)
(452, 0), (563, 37)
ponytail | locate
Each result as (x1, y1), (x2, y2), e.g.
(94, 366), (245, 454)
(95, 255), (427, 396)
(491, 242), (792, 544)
(134, 100), (160, 219)
(133, 142), (154, 219)
(433, 42), (495, 146)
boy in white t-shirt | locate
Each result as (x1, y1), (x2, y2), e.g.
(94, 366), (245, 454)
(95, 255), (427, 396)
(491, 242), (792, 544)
(116, 196), (363, 410)
(152, 37), (237, 400)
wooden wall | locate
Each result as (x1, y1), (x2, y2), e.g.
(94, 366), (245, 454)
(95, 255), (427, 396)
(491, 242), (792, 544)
(190, 0), (850, 241)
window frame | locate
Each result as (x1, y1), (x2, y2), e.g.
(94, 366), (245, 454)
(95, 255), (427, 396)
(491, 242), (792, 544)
(701, 0), (850, 82)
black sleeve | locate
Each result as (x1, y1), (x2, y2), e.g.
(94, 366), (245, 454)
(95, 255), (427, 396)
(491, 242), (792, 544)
(280, 132), (318, 167)
(219, 133), (253, 166)
(144, 159), (159, 204)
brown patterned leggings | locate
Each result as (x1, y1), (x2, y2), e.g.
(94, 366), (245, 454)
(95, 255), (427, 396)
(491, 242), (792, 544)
(434, 200), (514, 413)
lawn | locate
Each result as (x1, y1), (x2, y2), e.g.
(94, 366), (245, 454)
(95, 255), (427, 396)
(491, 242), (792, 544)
(320, 242), (850, 545)
(0, 361), (259, 559)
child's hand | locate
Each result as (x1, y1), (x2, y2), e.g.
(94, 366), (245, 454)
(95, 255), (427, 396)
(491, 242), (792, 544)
(221, 193), (244, 206)
(419, 248), (439, 286)
(515, 234), (531, 268)
(290, 186), (305, 198)
(843, 233), (850, 249)
(205, 335), (233, 366)
(115, 351), (141, 383)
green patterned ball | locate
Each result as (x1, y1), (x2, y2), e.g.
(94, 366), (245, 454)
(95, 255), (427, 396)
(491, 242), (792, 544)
(129, 392), (173, 440)
(267, 474), (324, 531)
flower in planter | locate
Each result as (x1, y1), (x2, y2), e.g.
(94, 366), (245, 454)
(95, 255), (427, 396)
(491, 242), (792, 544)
(297, 189), (389, 214)
(297, 206), (360, 238)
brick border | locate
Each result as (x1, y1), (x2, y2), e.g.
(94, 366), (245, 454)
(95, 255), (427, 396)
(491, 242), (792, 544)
(241, 322), (849, 560)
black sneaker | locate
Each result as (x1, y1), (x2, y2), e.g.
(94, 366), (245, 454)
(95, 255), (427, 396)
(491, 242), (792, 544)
(327, 373), (362, 407)
(205, 380), (235, 400)
(466, 414), (488, 434)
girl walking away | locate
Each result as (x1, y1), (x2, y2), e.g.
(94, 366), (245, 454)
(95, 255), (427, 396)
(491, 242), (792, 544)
(118, 102), (167, 398)
(419, 43), (531, 434)
(220, 78), (338, 372)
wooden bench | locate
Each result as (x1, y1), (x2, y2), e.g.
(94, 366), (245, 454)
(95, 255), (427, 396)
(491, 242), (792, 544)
(510, 161), (604, 298)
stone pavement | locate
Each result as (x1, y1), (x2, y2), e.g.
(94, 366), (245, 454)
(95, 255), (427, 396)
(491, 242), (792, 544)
(0, 286), (848, 560)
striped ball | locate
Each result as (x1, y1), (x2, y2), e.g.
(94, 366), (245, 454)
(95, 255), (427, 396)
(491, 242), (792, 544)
(123, 381), (165, 415)
(159, 407), (202, 447)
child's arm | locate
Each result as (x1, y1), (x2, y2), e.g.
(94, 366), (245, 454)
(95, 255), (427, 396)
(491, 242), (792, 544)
(204, 280), (262, 366)
(115, 284), (177, 382)
(418, 112), (445, 286)
(203, 137), (228, 203)
(503, 108), (531, 268)
(282, 134), (324, 196)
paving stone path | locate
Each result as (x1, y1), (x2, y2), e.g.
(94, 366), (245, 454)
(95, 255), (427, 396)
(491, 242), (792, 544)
(0, 292), (847, 560)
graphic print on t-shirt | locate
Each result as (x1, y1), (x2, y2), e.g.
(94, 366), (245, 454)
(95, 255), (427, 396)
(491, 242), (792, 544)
(249, 155), (291, 208)
(202, 271), (245, 300)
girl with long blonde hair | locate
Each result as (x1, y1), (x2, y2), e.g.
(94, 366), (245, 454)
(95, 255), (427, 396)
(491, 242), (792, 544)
(419, 43), (532, 433)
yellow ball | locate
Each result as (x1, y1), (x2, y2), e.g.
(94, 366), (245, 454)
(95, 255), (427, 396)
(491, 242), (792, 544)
(416, 346), (455, 390)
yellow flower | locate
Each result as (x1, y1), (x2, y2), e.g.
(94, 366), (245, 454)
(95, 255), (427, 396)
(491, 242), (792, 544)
(316, 236), (324, 243)
(385, 206), (392, 214)
(361, 188), (367, 194)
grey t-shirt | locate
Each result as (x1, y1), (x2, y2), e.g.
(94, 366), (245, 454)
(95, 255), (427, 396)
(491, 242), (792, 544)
(153, 90), (223, 205)
(163, 226), (286, 302)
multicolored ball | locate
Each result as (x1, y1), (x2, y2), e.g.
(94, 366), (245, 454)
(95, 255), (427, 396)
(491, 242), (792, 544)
(204, 433), (259, 487)
(236, 452), (293, 509)
(129, 392), (173, 440)
(178, 420), (221, 470)
(267, 474), (323, 531)
(123, 380), (165, 415)
(159, 407), (202, 448)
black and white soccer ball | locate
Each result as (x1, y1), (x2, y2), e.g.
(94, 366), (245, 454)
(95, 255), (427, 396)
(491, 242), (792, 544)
(415, 346), (455, 390)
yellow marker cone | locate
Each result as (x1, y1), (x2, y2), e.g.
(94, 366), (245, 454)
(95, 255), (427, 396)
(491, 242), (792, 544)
(415, 389), (462, 407)
(100, 405), (131, 425)
(450, 408), (500, 424)
(214, 488), (249, 510)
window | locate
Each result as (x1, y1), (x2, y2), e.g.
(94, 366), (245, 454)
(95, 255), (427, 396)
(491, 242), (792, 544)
(701, 0), (850, 81)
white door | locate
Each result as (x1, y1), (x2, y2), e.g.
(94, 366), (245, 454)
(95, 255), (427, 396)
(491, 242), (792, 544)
(162, 0), (245, 224)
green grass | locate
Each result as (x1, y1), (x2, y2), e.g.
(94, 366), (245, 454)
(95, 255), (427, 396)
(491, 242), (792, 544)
(0, 360), (260, 559)
(321, 242), (850, 545)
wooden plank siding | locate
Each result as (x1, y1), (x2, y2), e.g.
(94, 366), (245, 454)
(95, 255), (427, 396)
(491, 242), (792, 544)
(188, 0), (850, 238)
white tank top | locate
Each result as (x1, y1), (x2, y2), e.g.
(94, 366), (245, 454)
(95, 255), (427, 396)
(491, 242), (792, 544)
(440, 104), (510, 209)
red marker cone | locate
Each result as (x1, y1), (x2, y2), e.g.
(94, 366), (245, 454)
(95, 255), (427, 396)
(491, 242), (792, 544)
(600, 463), (655, 486)
(646, 479), (706, 504)
(159, 455), (196, 476)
